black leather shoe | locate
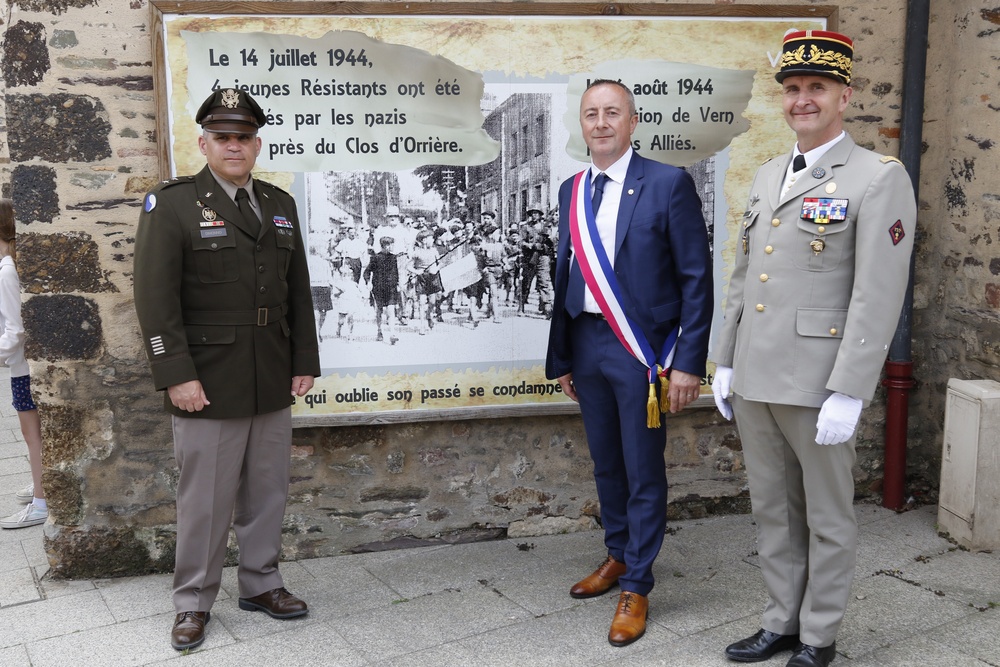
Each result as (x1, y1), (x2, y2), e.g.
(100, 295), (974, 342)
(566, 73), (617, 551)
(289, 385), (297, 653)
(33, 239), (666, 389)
(725, 628), (800, 662)
(170, 611), (209, 651)
(787, 642), (837, 667)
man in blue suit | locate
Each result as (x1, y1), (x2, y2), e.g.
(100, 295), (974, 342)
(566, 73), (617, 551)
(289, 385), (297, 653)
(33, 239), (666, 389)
(546, 79), (713, 646)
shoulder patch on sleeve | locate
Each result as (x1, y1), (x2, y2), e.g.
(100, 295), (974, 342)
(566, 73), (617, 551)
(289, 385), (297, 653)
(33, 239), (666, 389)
(880, 155), (903, 166)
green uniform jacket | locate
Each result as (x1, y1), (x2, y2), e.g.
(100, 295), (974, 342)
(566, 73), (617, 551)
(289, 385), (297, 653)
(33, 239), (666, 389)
(712, 134), (917, 407)
(134, 165), (320, 419)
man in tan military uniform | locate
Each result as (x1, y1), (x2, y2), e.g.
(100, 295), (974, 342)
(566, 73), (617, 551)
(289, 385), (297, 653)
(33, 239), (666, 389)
(133, 89), (320, 651)
(712, 32), (916, 667)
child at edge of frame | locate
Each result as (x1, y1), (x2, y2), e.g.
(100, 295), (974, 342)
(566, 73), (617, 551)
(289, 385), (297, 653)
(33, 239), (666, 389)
(0, 198), (48, 529)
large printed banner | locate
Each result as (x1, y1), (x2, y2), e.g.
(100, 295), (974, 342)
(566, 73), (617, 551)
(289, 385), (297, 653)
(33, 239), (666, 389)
(154, 3), (830, 423)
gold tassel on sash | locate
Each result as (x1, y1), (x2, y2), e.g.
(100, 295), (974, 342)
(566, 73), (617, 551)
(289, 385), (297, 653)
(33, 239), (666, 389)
(657, 365), (671, 413)
(646, 383), (661, 428)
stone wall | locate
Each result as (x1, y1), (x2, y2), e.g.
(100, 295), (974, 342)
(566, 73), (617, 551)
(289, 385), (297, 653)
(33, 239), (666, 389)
(0, 0), (991, 577)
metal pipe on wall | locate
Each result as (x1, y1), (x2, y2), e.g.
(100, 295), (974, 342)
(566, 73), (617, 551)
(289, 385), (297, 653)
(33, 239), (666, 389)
(882, 0), (930, 510)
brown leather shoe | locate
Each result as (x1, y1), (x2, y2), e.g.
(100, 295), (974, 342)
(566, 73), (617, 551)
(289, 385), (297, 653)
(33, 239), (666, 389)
(238, 587), (308, 619)
(608, 591), (648, 647)
(570, 555), (626, 599)
(170, 611), (209, 651)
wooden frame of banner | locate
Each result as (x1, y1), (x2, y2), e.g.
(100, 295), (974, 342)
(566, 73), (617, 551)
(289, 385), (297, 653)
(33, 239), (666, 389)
(149, 2), (837, 425)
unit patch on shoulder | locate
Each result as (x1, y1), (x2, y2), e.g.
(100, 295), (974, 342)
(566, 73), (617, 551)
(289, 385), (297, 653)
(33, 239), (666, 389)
(144, 193), (157, 213)
(889, 219), (906, 245)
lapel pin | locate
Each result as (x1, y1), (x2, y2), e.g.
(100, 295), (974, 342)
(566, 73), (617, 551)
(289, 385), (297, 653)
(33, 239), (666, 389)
(627, 189), (634, 195)
(812, 167), (826, 179)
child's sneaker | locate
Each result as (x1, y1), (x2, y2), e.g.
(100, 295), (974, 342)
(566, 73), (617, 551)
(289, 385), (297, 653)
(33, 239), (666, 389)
(14, 483), (34, 504)
(0, 503), (48, 529)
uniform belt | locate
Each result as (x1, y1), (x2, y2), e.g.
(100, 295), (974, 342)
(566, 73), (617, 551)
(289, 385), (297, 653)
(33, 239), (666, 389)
(183, 303), (288, 327)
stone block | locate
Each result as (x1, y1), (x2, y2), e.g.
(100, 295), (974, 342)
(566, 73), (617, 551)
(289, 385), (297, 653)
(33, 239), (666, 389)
(6, 93), (112, 163)
(23, 295), (102, 360)
(44, 525), (154, 579)
(20, 233), (115, 294)
(10, 165), (59, 224)
(1, 21), (50, 87)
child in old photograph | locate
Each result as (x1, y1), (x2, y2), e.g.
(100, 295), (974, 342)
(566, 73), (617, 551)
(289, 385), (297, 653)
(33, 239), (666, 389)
(363, 236), (401, 345)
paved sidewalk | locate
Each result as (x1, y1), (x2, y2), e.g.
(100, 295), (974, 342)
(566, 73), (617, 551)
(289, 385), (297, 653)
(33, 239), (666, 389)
(0, 366), (998, 666)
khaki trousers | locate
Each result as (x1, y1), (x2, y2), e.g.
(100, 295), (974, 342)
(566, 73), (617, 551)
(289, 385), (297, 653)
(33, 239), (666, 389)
(171, 408), (291, 612)
(733, 395), (858, 647)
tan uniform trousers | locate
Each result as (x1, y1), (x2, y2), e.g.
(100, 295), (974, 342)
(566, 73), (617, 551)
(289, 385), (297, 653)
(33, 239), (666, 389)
(171, 407), (292, 612)
(733, 395), (858, 648)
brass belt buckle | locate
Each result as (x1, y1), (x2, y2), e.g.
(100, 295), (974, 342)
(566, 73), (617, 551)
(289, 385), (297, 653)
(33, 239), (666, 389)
(257, 307), (268, 326)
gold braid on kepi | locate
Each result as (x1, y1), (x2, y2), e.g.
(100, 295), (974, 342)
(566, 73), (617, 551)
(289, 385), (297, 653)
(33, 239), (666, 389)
(775, 30), (853, 85)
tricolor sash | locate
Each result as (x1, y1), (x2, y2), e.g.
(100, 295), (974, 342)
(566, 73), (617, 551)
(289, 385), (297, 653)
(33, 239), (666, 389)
(568, 169), (680, 427)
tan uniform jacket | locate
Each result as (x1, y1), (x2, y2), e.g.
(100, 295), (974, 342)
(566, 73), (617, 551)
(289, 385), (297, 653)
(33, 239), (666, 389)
(134, 166), (320, 419)
(713, 135), (916, 407)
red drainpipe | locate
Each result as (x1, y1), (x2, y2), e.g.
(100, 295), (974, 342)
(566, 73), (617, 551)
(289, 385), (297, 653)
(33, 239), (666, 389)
(882, 362), (916, 510)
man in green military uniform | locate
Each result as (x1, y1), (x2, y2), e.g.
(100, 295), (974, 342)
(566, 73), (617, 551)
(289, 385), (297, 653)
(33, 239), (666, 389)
(133, 88), (320, 651)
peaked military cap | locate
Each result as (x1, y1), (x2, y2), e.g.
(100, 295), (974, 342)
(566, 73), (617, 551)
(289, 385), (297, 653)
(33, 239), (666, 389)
(195, 88), (267, 132)
(775, 30), (854, 85)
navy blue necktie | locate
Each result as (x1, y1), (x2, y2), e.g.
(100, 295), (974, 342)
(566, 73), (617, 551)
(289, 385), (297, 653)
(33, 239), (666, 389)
(566, 173), (607, 318)
(793, 154), (807, 173)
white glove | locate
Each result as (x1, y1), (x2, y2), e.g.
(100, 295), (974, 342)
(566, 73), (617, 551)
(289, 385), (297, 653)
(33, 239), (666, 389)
(711, 365), (734, 420)
(815, 392), (863, 445)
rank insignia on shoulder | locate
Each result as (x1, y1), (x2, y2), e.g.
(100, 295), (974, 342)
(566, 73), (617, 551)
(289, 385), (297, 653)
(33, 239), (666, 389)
(880, 155), (903, 166)
(144, 193), (157, 212)
(801, 197), (848, 223)
(273, 216), (293, 228)
(889, 219), (906, 245)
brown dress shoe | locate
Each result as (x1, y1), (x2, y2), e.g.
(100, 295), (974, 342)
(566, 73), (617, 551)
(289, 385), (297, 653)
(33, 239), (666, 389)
(171, 611), (209, 651)
(238, 586), (308, 619)
(608, 591), (648, 647)
(570, 555), (626, 599)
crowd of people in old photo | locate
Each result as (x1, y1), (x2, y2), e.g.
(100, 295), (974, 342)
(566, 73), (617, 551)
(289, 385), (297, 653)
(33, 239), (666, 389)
(308, 203), (558, 345)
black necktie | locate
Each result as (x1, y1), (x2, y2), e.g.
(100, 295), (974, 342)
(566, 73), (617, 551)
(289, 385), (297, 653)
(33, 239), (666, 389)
(793, 154), (807, 173)
(592, 172), (608, 214)
(235, 187), (260, 236)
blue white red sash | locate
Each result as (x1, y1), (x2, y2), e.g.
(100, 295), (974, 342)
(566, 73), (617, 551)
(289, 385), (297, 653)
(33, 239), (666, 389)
(568, 169), (680, 425)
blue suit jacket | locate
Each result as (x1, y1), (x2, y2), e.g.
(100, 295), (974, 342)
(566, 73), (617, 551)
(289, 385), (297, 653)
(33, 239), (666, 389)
(545, 152), (713, 380)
